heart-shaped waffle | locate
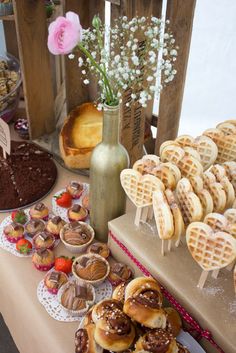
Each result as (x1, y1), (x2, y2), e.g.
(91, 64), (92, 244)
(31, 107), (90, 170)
(224, 208), (236, 224)
(176, 178), (203, 225)
(202, 172), (226, 212)
(159, 140), (180, 155)
(178, 155), (203, 178)
(161, 162), (181, 184)
(120, 169), (164, 208)
(203, 128), (236, 163)
(133, 154), (160, 174)
(223, 162), (236, 193)
(186, 222), (236, 271)
(189, 176), (213, 217)
(161, 145), (185, 165)
(210, 165), (235, 207)
(165, 189), (185, 246)
(151, 165), (176, 190)
(153, 190), (174, 240)
(183, 146), (201, 162)
(204, 213), (229, 232)
(216, 122), (236, 135)
(224, 119), (236, 126)
(177, 135), (218, 170)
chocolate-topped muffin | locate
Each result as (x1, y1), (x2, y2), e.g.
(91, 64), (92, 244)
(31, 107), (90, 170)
(72, 254), (110, 285)
(33, 231), (55, 250)
(87, 242), (110, 259)
(60, 222), (94, 254)
(66, 181), (84, 199)
(4, 222), (24, 243)
(46, 216), (65, 238)
(108, 262), (133, 286)
(30, 202), (49, 221)
(67, 204), (88, 222)
(24, 219), (45, 238)
(44, 270), (68, 294)
(32, 248), (55, 271)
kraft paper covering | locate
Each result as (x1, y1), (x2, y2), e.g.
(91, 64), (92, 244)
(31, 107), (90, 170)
(108, 212), (236, 353)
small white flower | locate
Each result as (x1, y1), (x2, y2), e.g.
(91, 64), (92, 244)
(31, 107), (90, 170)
(123, 16), (127, 21)
(127, 41), (132, 47)
(136, 69), (141, 75)
(117, 92), (122, 98)
(164, 33), (170, 39)
(83, 79), (89, 85)
(68, 53), (75, 59)
(131, 93), (136, 99)
(170, 49), (178, 56)
(132, 56), (139, 66)
(97, 103), (103, 111)
(114, 55), (120, 63)
(132, 44), (138, 51)
(147, 76), (153, 82)
(78, 57), (83, 67)
(82, 70), (86, 75)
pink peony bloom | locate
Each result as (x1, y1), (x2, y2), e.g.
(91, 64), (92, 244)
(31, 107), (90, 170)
(47, 11), (82, 55)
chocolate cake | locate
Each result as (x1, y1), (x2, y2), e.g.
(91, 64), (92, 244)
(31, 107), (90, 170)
(0, 141), (57, 210)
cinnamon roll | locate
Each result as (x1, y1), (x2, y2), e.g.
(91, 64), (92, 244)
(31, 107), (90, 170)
(75, 324), (103, 353)
(134, 329), (178, 353)
(176, 342), (190, 353)
(92, 299), (123, 323)
(124, 277), (166, 328)
(164, 307), (182, 337)
(94, 310), (135, 351)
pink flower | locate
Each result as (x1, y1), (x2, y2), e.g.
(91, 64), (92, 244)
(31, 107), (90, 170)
(48, 11), (82, 55)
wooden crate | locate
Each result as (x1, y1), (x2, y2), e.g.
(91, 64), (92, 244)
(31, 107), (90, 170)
(1, 0), (196, 162)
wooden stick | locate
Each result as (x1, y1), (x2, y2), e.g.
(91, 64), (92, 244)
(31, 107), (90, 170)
(141, 206), (149, 222)
(3, 149), (6, 159)
(212, 269), (220, 279)
(197, 270), (209, 289)
(161, 239), (165, 256)
(147, 206), (154, 220)
(168, 239), (172, 251)
(134, 207), (142, 227)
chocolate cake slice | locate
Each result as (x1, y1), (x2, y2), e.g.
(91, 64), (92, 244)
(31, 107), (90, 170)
(0, 141), (57, 210)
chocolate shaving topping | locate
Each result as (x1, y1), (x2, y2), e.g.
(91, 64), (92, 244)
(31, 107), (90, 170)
(75, 329), (88, 353)
(49, 272), (60, 283)
(34, 202), (45, 211)
(37, 248), (48, 257)
(51, 216), (61, 225)
(12, 223), (22, 231)
(75, 285), (87, 299)
(143, 329), (173, 353)
(90, 244), (103, 253)
(112, 263), (125, 275)
(71, 182), (80, 189)
(38, 232), (49, 241)
(32, 220), (40, 227)
(79, 257), (90, 267)
(72, 204), (81, 213)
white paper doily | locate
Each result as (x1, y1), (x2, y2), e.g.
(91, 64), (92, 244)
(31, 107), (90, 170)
(37, 276), (112, 322)
(52, 182), (90, 223)
(0, 210), (60, 257)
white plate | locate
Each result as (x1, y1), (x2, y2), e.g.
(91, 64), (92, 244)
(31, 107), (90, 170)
(177, 330), (206, 353)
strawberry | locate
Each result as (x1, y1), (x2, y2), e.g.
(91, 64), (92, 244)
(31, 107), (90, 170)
(11, 210), (27, 225)
(16, 238), (32, 254)
(54, 256), (74, 274)
(55, 192), (72, 208)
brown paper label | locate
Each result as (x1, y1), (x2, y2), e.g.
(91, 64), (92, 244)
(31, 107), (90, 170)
(0, 118), (11, 158)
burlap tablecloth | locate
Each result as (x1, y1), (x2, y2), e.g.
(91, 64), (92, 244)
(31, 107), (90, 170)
(0, 162), (88, 353)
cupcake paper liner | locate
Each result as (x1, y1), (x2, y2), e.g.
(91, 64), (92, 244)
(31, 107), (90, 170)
(4, 233), (24, 244)
(33, 262), (54, 272)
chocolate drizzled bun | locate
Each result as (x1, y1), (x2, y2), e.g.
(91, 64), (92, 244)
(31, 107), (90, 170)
(92, 299), (123, 323)
(75, 329), (88, 353)
(135, 289), (162, 309)
(135, 329), (178, 353)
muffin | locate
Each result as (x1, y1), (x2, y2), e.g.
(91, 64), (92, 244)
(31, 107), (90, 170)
(33, 231), (55, 250)
(58, 280), (95, 316)
(60, 221), (94, 253)
(87, 242), (110, 259)
(45, 216), (66, 239)
(44, 270), (68, 294)
(24, 219), (45, 238)
(4, 223), (24, 243)
(82, 194), (90, 210)
(32, 248), (55, 271)
(67, 204), (88, 222)
(108, 262), (133, 286)
(30, 202), (49, 221)
(66, 181), (84, 199)
(72, 254), (110, 286)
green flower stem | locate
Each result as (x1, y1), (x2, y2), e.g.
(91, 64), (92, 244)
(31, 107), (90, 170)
(78, 43), (115, 104)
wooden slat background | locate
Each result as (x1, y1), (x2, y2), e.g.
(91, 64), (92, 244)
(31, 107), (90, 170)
(13, 0), (55, 139)
(155, 0), (196, 154)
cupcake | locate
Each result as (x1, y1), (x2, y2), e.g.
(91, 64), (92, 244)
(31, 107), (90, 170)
(32, 248), (55, 271)
(87, 242), (110, 259)
(45, 216), (66, 239)
(4, 223), (24, 243)
(108, 262), (133, 286)
(66, 181), (84, 199)
(44, 270), (68, 294)
(82, 194), (90, 210)
(67, 204), (88, 222)
(72, 254), (110, 286)
(24, 219), (45, 238)
(30, 203), (49, 221)
(33, 231), (55, 250)
(58, 280), (95, 316)
(60, 221), (94, 253)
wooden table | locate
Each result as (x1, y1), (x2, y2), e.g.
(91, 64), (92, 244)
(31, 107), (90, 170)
(0, 162), (88, 353)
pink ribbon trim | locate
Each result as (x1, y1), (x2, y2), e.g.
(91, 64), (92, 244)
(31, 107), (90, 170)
(109, 230), (225, 353)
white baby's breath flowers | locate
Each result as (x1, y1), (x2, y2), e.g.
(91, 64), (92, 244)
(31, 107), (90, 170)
(73, 15), (178, 108)
(68, 53), (75, 59)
